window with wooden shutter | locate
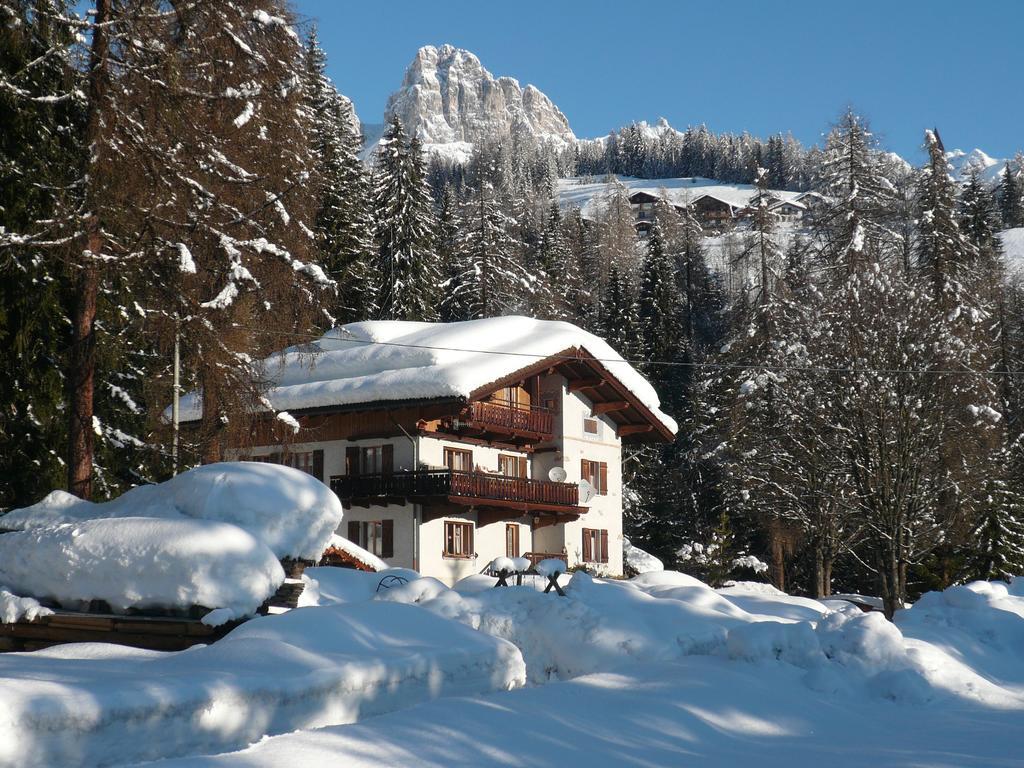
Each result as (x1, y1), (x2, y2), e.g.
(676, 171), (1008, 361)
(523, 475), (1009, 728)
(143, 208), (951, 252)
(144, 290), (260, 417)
(382, 444), (394, 475)
(312, 449), (324, 481)
(505, 524), (520, 557)
(345, 447), (360, 476)
(443, 520), (474, 558)
(581, 459), (609, 495)
(444, 447), (473, 471)
(347, 520), (359, 543)
(498, 454), (527, 478)
(381, 519), (394, 558)
(582, 528), (608, 563)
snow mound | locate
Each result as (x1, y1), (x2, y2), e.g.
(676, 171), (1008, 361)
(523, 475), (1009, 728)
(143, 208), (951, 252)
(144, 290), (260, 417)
(175, 317), (677, 434)
(0, 602), (524, 768)
(623, 536), (663, 574)
(0, 588), (52, 624)
(4, 462), (342, 560)
(0, 517), (283, 616)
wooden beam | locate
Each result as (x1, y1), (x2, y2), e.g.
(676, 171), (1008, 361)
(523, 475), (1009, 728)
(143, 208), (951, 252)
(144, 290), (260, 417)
(592, 401), (629, 416)
(617, 424), (653, 438)
(567, 378), (604, 393)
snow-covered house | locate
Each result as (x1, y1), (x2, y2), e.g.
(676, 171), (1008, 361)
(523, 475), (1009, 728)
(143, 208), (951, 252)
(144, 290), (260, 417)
(181, 317), (676, 585)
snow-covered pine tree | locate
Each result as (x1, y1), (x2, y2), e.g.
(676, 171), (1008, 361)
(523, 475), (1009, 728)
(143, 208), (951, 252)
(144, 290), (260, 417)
(636, 219), (682, 366)
(0, 0), (81, 506)
(445, 153), (535, 319)
(304, 28), (376, 323)
(960, 167), (1002, 262)
(998, 160), (1024, 229)
(815, 110), (900, 274)
(597, 264), (639, 360)
(531, 201), (582, 320)
(372, 117), (439, 321)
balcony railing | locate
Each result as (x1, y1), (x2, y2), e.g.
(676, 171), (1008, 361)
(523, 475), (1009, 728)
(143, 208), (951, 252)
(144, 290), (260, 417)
(331, 469), (579, 509)
(467, 400), (554, 438)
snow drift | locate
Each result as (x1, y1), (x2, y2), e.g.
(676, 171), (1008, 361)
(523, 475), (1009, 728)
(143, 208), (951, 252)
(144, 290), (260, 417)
(0, 602), (524, 768)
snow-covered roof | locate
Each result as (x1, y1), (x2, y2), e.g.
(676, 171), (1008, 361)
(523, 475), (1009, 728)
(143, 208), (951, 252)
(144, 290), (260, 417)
(179, 316), (677, 434)
(556, 176), (803, 221)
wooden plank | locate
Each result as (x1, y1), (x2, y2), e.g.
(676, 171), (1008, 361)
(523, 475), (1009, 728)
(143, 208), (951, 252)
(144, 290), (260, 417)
(566, 377), (604, 393)
(592, 401), (629, 416)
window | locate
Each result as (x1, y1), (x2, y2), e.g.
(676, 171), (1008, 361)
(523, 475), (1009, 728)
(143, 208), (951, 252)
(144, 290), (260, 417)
(506, 524), (520, 558)
(583, 418), (599, 435)
(345, 444), (393, 475)
(444, 447), (473, 472)
(582, 528), (609, 564)
(444, 520), (474, 558)
(346, 519), (394, 558)
(247, 450), (323, 481)
(498, 454), (527, 478)
(581, 459), (609, 495)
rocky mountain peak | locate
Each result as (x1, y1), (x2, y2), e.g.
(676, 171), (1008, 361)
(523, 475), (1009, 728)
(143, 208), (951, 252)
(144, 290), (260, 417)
(383, 44), (575, 159)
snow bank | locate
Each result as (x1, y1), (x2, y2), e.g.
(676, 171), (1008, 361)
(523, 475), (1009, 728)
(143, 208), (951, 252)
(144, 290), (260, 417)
(0, 518), (283, 616)
(0, 602), (524, 768)
(4, 462), (342, 560)
(623, 536), (663, 574)
(0, 588), (52, 624)
(175, 317), (677, 434)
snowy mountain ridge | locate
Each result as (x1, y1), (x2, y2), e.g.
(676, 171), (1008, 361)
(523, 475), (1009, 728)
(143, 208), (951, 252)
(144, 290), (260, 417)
(945, 147), (1006, 184)
(380, 44), (575, 162)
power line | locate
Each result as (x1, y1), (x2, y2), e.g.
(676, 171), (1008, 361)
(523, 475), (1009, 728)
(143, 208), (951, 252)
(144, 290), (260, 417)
(223, 322), (1024, 378)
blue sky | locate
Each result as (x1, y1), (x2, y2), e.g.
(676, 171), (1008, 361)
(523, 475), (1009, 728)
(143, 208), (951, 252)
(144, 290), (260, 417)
(293, 0), (1022, 162)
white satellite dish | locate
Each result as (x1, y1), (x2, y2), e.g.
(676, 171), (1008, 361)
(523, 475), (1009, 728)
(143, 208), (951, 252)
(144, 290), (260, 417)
(577, 479), (597, 505)
(548, 466), (568, 483)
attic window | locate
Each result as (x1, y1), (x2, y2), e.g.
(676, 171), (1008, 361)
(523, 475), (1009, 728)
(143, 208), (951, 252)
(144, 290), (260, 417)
(583, 418), (599, 435)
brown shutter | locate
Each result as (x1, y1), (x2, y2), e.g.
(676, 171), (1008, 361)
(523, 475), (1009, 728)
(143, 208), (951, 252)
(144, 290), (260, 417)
(580, 459), (588, 483)
(382, 444), (394, 475)
(347, 520), (359, 544)
(381, 519), (394, 558)
(312, 449), (324, 481)
(518, 456), (527, 479)
(468, 523), (474, 556)
(599, 463), (608, 495)
(582, 528), (592, 562)
(600, 530), (609, 563)
(345, 447), (360, 475)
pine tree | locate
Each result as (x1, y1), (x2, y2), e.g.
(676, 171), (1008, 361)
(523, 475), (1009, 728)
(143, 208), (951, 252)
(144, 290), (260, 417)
(998, 161), (1024, 229)
(636, 220), (682, 365)
(532, 201), (581, 319)
(446, 154), (534, 319)
(0, 0), (81, 506)
(598, 264), (639, 359)
(304, 28), (375, 322)
(372, 117), (439, 321)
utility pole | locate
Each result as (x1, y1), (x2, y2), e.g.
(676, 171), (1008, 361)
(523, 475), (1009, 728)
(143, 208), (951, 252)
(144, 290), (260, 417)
(171, 320), (180, 475)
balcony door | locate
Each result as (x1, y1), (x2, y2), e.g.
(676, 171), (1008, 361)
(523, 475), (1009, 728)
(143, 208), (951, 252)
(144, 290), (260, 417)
(505, 523), (520, 558)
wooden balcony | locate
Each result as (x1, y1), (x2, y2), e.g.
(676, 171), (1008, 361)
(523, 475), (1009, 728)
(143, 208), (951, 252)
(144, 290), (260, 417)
(456, 400), (554, 442)
(330, 469), (581, 517)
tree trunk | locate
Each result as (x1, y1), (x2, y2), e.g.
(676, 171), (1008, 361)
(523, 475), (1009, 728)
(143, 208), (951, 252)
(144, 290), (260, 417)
(822, 554), (833, 597)
(68, 251), (99, 498)
(67, 0), (111, 499)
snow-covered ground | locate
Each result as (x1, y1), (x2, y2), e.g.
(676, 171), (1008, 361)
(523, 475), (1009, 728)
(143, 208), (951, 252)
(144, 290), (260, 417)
(132, 573), (1024, 768)
(1002, 227), (1024, 277)
(2, 564), (1024, 766)
(0, 601), (522, 768)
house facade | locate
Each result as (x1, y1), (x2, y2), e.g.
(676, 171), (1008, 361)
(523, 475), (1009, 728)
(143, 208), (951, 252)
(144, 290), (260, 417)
(205, 318), (676, 586)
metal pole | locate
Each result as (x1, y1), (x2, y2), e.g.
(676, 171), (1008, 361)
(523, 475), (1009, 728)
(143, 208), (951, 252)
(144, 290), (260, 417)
(171, 323), (180, 475)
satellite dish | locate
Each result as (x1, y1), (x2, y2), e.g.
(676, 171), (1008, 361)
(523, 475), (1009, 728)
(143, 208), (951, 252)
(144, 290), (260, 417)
(548, 466), (568, 483)
(578, 479), (597, 505)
